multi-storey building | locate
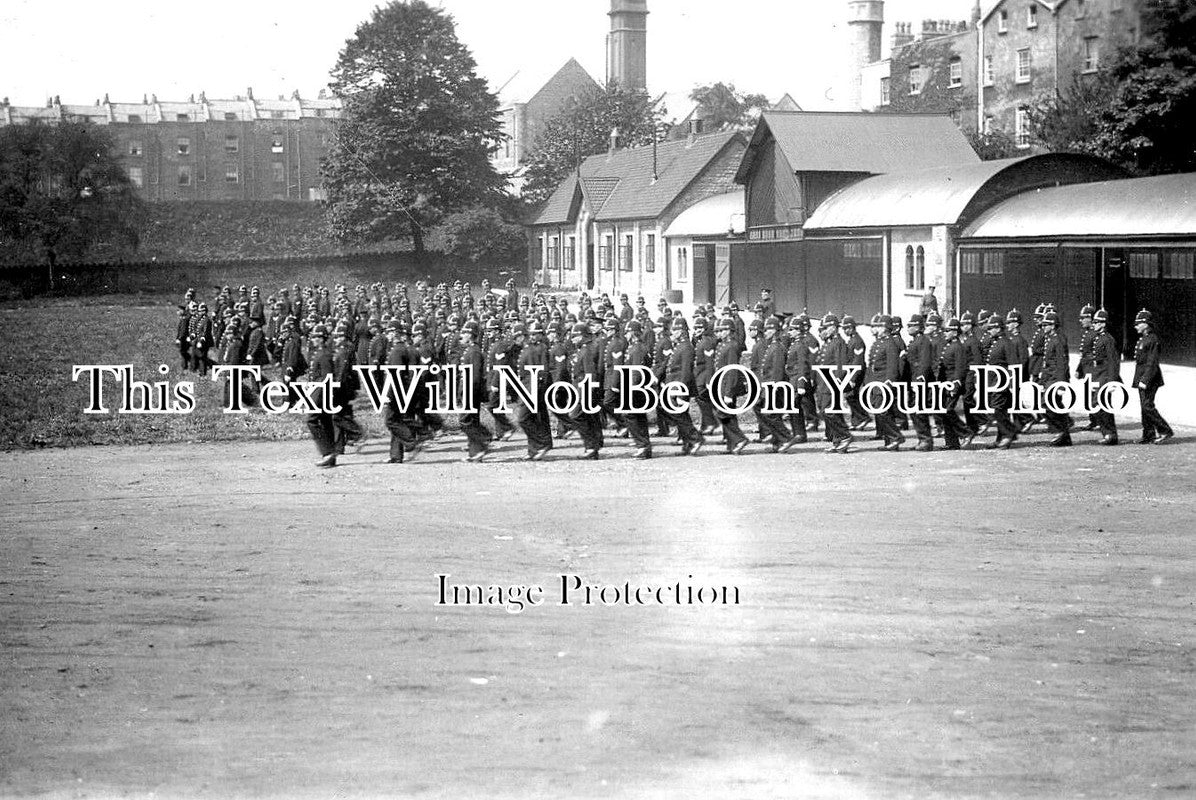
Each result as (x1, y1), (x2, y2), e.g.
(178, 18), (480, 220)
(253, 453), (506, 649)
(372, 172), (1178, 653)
(0, 90), (341, 201)
(855, 0), (1143, 148)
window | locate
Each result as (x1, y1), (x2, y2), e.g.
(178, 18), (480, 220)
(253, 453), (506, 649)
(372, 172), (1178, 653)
(547, 236), (559, 270)
(620, 234), (634, 271)
(1027, 5), (1038, 28)
(564, 236), (576, 270)
(225, 164), (239, 183)
(127, 140), (143, 157)
(224, 135), (239, 153)
(1016, 49), (1031, 83)
(915, 246), (926, 290)
(905, 246), (916, 289)
(949, 58), (963, 88)
(844, 240), (882, 260)
(962, 251), (983, 275)
(1129, 252), (1159, 278)
(998, 10), (1008, 32)
(984, 55), (995, 86)
(909, 65), (923, 95)
(271, 136), (284, 154)
(644, 234), (656, 273)
(983, 252), (1005, 275)
(1016, 107), (1031, 147)
(272, 162), (285, 183)
(1165, 252), (1195, 280)
(599, 235), (613, 271)
(177, 165), (192, 186)
(1083, 37), (1100, 72)
(176, 113), (190, 122)
(224, 112), (238, 121)
(880, 77), (891, 105)
(126, 113), (142, 124)
(127, 166), (143, 188)
(177, 137), (190, 156)
(676, 247), (689, 281)
(271, 110), (286, 119)
(315, 108), (326, 118)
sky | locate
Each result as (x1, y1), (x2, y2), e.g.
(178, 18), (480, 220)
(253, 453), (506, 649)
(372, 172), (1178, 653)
(1, 0), (986, 117)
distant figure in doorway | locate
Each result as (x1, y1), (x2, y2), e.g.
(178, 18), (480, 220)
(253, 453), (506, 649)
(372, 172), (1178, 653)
(920, 285), (939, 317)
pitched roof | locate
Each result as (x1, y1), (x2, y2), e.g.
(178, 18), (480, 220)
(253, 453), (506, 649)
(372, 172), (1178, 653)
(804, 153), (1126, 230)
(961, 173), (1196, 239)
(736, 111), (979, 182)
(531, 131), (745, 226)
(496, 58), (600, 109)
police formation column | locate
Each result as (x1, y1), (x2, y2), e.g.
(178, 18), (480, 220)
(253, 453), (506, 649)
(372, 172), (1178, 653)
(173, 281), (1176, 467)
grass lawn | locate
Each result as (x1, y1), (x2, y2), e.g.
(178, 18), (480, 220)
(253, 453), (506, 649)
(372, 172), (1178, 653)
(0, 296), (395, 450)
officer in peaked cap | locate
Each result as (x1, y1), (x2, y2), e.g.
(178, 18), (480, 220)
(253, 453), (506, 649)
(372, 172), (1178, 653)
(1132, 309), (1173, 444)
(514, 320), (553, 460)
(458, 319), (494, 462)
(905, 313), (936, 451)
(841, 314), (868, 430)
(569, 320), (605, 458)
(983, 311), (1020, 449)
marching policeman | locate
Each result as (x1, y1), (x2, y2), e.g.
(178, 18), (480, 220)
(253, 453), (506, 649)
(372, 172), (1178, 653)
(663, 318), (705, 455)
(515, 321), (553, 460)
(1039, 311), (1073, 446)
(458, 321), (494, 462)
(569, 322), (605, 459)
(1090, 309), (1120, 445)
(936, 317), (970, 450)
(905, 313), (935, 451)
(815, 314), (853, 453)
(623, 319), (654, 459)
(1132, 309), (1174, 444)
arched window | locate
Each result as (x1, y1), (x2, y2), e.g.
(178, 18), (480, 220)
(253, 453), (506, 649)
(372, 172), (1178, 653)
(905, 246), (915, 290)
(915, 246), (926, 290)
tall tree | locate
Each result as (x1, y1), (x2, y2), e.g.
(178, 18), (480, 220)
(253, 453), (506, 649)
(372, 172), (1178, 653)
(520, 83), (662, 207)
(323, 0), (505, 256)
(1028, 0), (1196, 174)
(0, 121), (142, 266)
(685, 83), (771, 131)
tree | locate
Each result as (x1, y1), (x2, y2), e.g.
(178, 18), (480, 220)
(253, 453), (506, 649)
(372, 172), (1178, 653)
(683, 83), (771, 132)
(427, 206), (527, 266)
(1027, 73), (1116, 155)
(967, 129), (1021, 161)
(0, 121), (142, 267)
(323, 0), (506, 257)
(520, 83), (662, 207)
(1027, 0), (1196, 174)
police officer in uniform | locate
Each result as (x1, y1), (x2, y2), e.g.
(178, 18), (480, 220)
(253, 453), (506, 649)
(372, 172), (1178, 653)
(1090, 308), (1120, 445)
(713, 318), (749, 454)
(623, 319), (654, 459)
(867, 314), (904, 450)
(515, 321), (554, 460)
(815, 314), (853, 453)
(936, 317), (970, 450)
(569, 321), (605, 459)
(1132, 309), (1173, 444)
(663, 318), (705, 455)
(905, 313), (936, 451)
(1039, 310), (1073, 446)
(458, 321), (494, 462)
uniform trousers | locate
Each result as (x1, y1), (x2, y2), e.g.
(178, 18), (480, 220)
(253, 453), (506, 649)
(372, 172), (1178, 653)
(1138, 385), (1173, 439)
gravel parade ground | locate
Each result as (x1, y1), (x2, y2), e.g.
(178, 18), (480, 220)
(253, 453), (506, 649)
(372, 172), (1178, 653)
(2, 433), (1194, 798)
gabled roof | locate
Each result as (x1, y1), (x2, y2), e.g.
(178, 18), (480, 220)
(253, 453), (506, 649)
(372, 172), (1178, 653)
(496, 58), (600, 109)
(736, 111), (979, 182)
(961, 173), (1196, 239)
(535, 173), (581, 226)
(804, 153), (1126, 230)
(530, 131), (746, 226)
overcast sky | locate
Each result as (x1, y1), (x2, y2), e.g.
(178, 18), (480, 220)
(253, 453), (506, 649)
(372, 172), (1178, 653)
(1, 0), (984, 116)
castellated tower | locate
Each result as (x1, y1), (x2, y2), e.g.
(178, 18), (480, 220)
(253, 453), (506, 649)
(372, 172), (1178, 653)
(847, 0), (884, 110)
(607, 0), (648, 92)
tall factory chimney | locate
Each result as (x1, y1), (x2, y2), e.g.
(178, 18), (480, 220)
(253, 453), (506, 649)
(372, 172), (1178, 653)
(846, 0), (885, 110)
(607, 0), (648, 91)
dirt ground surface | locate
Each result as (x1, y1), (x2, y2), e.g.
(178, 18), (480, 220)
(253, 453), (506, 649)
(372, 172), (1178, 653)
(2, 431), (1195, 799)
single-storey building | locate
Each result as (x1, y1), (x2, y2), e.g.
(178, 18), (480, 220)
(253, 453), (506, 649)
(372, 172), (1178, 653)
(957, 172), (1196, 364)
(527, 130), (746, 301)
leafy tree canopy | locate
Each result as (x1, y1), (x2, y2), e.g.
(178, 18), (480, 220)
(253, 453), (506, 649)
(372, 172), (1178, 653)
(683, 83), (771, 133)
(323, 0), (506, 255)
(520, 83), (662, 207)
(0, 121), (142, 266)
(1028, 0), (1196, 174)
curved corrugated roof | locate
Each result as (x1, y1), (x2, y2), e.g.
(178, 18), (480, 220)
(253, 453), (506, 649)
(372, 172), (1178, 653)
(805, 157), (1032, 229)
(961, 173), (1196, 239)
(663, 191), (745, 237)
(804, 153), (1128, 230)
